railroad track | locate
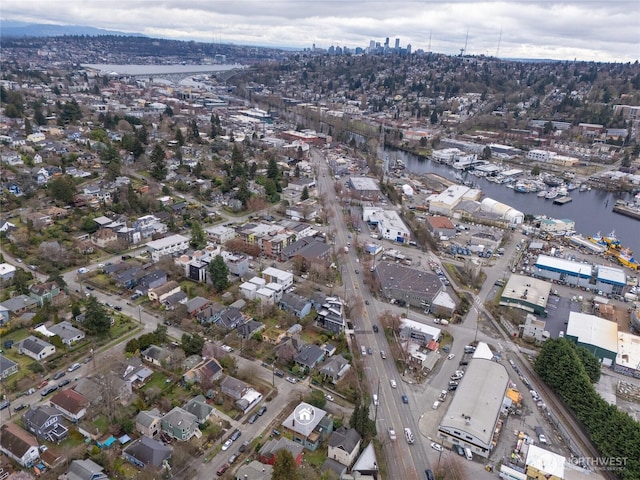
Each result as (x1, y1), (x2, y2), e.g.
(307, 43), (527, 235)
(515, 355), (619, 480)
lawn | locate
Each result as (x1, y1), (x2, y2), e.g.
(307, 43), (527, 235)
(140, 371), (169, 391)
(303, 445), (328, 467)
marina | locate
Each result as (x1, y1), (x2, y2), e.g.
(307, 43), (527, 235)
(553, 196), (573, 205)
(382, 147), (640, 254)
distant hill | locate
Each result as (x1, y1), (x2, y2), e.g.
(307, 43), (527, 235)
(0, 22), (145, 38)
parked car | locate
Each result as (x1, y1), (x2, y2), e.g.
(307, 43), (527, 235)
(324, 394), (334, 402)
(447, 353), (455, 360)
(53, 372), (66, 380)
(257, 406), (267, 416)
(58, 379), (71, 387)
(430, 442), (444, 452)
(274, 370), (284, 378)
(216, 463), (229, 476)
(286, 377), (298, 384)
(228, 453), (238, 464)
(14, 403), (28, 411)
(230, 429), (241, 441)
(221, 440), (233, 451)
(238, 441), (250, 453)
(0, 400), (10, 410)
(248, 413), (259, 424)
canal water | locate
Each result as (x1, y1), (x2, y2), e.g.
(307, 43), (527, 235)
(383, 148), (640, 255)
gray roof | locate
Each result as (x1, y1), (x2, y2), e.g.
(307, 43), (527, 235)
(259, 437), (304, 460)
(24, 405), (63, 428)
(280, 292), (311, 312)
(67, 459), (109, 480)
(1, 294), (37, 312)
(375, 262), (441, 299)
(0, 354), (18, 373)
(294, 344), (324, 368)
(235, 460), (273, 480)
(352, 442), (378, 473)
(48, 321), (84, 341)
(328, 427), (361, 452)
(123, 435), (172, 467)
(282, 402), (327, 437)
(141, 345), (171, 362)
(19, 336), (53, 354)
(185, 296), (210, 313)
(136, 408), (161, 428)
(183, 395), (214, 423)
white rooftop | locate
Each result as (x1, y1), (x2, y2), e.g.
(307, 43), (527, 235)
(596, 265), (626, 286)
(535, 255), (593, 277)
(615, 331), (640, 372)
(349, 176), (380, 191)
(147, 234), (189, 250)
(566, 312), (618, 353)
(525, 444), (565, 478)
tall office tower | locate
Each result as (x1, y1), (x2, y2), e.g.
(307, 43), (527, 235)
(406, 43), (412, 54)
(395, 38), (400, 50)
(369, 40), (376, 53)
(385, 37), (390, 47)
(312, 43), (316, 52)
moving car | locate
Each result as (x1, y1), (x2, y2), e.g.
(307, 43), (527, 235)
(390, 379), (397, 388)
(425, 469), (435, 480)
(401, 395), (409, 404)
(380, 350), (387, 359)
(372, 324), (379, 333)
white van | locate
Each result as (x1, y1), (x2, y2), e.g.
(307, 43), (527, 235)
(373, 394), (379, 406)
(360, 345), (367, 356)
(464, 447), (473, 461)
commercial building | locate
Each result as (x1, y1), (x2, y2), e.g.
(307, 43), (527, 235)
(428, 185), (481, 216)
(479, 198), (524, 225)
(595, 265), (626, 296)
(347, 176), (381, 201)
(614, 331), (640, 378)
(525, 444), (565, 480)
(425, 216), (456, 239)
(566, 312), (618, 366)
(375, 262), (442, 309)
(499, 274), (551, 317)
(372, 210), (410, 243)
(533, 255), (592, 288)
(438, 354), (510, 458)
(147, 234), (189, 262)
(539, 218), (575, 235)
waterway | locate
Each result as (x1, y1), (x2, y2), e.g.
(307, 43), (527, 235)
(82, 64), (242, 76)
(383, 148), (640, 255)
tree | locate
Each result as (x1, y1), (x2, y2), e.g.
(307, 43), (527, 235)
(481, 146), (492, 160)
(84, 296), (112, 336)
(49, 175), (76, 205)
(181, 333), (205, 356)
(190, 120), (200, 142)
(271, 449), (299, 480)
(189, 220), (206, 250)
(301, 186), (310, 201)
(24, 117), (33, 136)
(267, 157), (279, 180)
(430, 110), (439, 125)
(150, 144), (167, 181)
(175, 128), (185, 147)
(531, 165), (541, 176)
(208, 255), (229, 292)
(306, 389), (327, 408)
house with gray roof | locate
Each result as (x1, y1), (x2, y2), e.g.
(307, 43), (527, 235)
(66, 458), (110, 480)
(294, 344), (325, 371)
(182, 358), (223, 386)
(18, 335), (56, 361)
(351, 442), (379, 477)
(220, 376), (249, 400)
(141, 345), (172, 366)
(316, 296), (346, 334)
(281, 402), (333, 451)
(29, 281), (61, 306)
(259, 437), (304, 467)
(135, 408), (162, 438)
(48, 320), (85, 346)
(0, 354), (19, 379)
(1, 294), (38, 315)
(185, 296), (210, 316)
(23, 405), (69, 443)
(160, 407), (200, 441)
(183, 395), (215, 424)
(279, 292), (312, 318)
(328, 427), (362, 467)
(123, 435), (172, 469)
(235, 460), (273, 480)
(319, 354), (351, 384)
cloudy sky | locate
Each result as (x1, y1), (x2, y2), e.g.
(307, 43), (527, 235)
(2, 1), (639, 62)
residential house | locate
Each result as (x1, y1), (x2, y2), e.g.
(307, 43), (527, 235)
(319, 354), (351, 384)
(280, 292), (312, 318)
(160, 407), (200, 441)
(182, 358), (223, 386)
(220, 376), (249, 400)
(0, 262), (17, 282)
(0, 294), (38, 316)
(259, 437), (304, 467)
(141, 345), (172, 367)
(123, 435), (172, 469)
(327, 427), (362, 467)
(262, 267), (294, 290)
(183, 395), (215, 424)
(135, 408), (162, 438)
(235, 460), (273, 480)
(29, 281), (61, 306)
(281, 402), (333, 451)
(0, 423), (40, 468)
(18, 336), (56, 361)
(122, 359), (154, 389)
(73, 372), (131, 406)
(236, 319), (265, 339)
(280, 237), (331, 263)
(316, 296), (347, 334)
(48, 320), (85, 346)
(136, 270), (167, 292)
(0, 354), (19, 379)
(196, 302), (226, 325)
(217, 306), (244, 331)
(23, 405), (69, 443)
(148, 280), (181, 303)
(185, 296), (210, 317)
(294, 344), (325, 371)
(91, 228), (119, 248)
(65, 458), (110, 480)
(49, 389), (89, 423)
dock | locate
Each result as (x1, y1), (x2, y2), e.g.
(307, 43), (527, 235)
(613, 204), (640, 220)
(553, 196), (573, 205)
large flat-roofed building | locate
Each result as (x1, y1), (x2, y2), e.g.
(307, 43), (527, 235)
(372, 210), (410, 243)
(533, 255), (592, 288)
(525, 444), (564, 480)
(428, 185), (481, 216)
(614, 331), (640, 378)
(499, 274), (551, 317)
(147, 234), (189, 262)
(438, 355), (509, 458)
(375, 262), (442, 309)
(347, 177), (380, 201)
(595, 265), (626, 296)
(566, 312), (618, 366)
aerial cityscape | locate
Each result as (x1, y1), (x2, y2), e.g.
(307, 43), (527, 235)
(0, 3), (639, 480)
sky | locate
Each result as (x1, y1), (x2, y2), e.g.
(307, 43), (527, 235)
(2, 0), (639, 62)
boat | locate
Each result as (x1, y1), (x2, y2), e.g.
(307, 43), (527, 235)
(579, 184), (589, 192)
(537, 191), (548, 198)
(566, 183), (578, 191)
(545, 190), (559, 200)
(394, 158), (405, 170)
(514, 182), (528, 193)
(553, 196), (572, 205)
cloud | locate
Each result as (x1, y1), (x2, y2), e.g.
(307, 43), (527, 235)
(2, 0), (638, 61)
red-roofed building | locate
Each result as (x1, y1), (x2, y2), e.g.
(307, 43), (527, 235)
(425, 216), (456, 238)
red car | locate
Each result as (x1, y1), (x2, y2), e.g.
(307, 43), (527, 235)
(37, 380), (49, 389)
(216, 463), (229, 476)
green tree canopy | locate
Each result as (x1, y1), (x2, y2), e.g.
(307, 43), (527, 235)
(271, 449), (298, 480)
(83, 296), (112, 336)
(181, 333), (205, 356)
(189, 220), (206, 250)
(300, 186), (309, 201)
(208, 255), (229, 292)
(49, 175), (76, 205)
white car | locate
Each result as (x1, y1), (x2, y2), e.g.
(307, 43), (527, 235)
(431, 442), (444, 452)
(390, 379), (397, 388)
(447, 353), (455, 360)
(324, 394), (334, 402)
(221, 439), (233, 451)
(221, 345), (233, 352)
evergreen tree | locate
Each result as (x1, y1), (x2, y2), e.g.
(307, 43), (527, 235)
(84, 296), (112, 336)
(175, 128), (185, 147)
(301, 186), (309, 201)
(231, 144), (244, 164)
(49, 175), (76, 205)
(150, 144), (167, 181)
(208, 255), (229, 292)
(189, 220), (206, 250)
(271, 450), (298, 480)
(33, 101), (46, 126)
(190, 119), (200, 142)
(24, 117), (33, 136)
(267, 157), (279, 180)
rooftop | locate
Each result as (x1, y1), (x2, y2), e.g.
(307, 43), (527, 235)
(535, 255), (593, 277)
(566, 312), (618, 353)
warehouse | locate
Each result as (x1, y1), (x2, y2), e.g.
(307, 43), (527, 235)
(500, 274), (551, 317)
(347, 176), (381, 201)
(375, 262), (441, 309)
(479, 198), (524, 225)
(428, 185), (481, 216)
(438, 353), (510, 458)
(565, 312), (618, 366)
(595, 265), (626, 296)
(533, 255), (593, 288)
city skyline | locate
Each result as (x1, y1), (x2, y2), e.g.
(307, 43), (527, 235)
(1, 0), (638, 62)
